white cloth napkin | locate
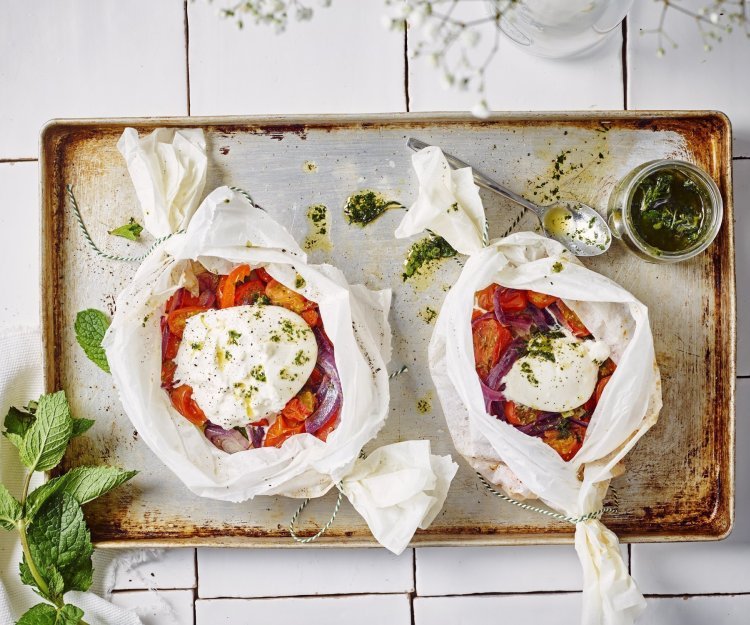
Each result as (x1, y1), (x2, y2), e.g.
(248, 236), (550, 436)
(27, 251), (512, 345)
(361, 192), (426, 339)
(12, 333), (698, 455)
(0, 327), (144, 625)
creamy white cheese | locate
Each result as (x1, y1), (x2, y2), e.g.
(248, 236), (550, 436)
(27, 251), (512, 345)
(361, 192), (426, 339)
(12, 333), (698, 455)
(502, 332), (610, 412)
(174, 305), (318, 429)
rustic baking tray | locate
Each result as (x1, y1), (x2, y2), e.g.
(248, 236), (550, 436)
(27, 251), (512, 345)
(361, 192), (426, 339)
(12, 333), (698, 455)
(40, 112), (734, 547)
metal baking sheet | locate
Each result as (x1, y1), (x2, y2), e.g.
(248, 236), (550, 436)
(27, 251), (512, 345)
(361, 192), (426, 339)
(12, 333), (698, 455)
(40, 112), (734, 547)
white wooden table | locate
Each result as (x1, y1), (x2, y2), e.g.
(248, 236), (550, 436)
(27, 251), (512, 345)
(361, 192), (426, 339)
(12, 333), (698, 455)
(1, 1), (748, 623)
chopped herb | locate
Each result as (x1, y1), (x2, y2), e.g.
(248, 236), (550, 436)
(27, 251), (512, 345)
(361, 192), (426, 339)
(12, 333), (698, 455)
(295, 275), (306, 289)
(344, 190), (403, 227)
(552, 261), (564, 273)
(279, 368), (299, 382)
(249, 364), (266, 382)
(304, 204), (333, 251)
(416, 394), (432, 414)
(294, 350), (310, 366)
(190, 342), (203, 351)
(228, 330), (242, 345)
(402, 235), (457, 281)
(448, 202), (459, 213)
(520, 361), (539, 386)
(419, 306), (438, 324)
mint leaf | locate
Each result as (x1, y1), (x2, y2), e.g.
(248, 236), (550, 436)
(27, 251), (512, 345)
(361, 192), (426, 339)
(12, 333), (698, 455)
(17, 603), (57, 625)
(74, 309), (111, 373)
(70, 418), (94, 438)
(17, 603), (83, 625)
(0, 483), (22, 530)
(26, 466), (137, 521)
(19, 391), (73, 473)
(4, 405), (35, 437)
(57, 604), (84, 625)
(109, 217), (143, 241)
(26, 492), (93, 594)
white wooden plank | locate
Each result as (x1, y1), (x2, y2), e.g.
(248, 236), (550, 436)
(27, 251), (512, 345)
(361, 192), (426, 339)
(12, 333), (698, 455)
(196, 595), (411, 625)
(188, 0), (406, 115)
(638, 595), (750, 625)
(416, 545), (628, 595)
(414, 593), (581, 625)
(627, 0), (750, 156)
(630, 377), (750, 594)
(197, 547), (413, 598)
(408, 24), (623, 112)
(0, 162), (39, 327)
(0, 0), (187, 159)
(111, 549), (196, 591)
(735, 160), (750, 377)
(111, 589), (194, 625)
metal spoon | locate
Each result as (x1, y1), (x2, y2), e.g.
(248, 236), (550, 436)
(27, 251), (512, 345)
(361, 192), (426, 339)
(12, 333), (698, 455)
(407, 138), (611, 257)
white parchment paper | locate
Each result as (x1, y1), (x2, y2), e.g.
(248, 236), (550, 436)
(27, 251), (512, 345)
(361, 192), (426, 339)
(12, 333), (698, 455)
(105, 132), (458, 554)
(398, 147), (663, 622)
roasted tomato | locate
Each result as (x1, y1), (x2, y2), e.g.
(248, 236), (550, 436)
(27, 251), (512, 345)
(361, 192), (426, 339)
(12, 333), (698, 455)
(161, 360), (177, 389)
(599, 358), (617, 378)
(169, 385), (207, 426)
(543, 427), (585, 462)
(234, 279), (266, 305)
(263, 414), (306, 448)
(503, 401), (540, 426)
(162, 324), (181, 360)
(265, 279), (312, 313)
(527, 290), (558, 309)
(281, 391), (316, 423)
(166, 287), (201, 311)
(256, 267), (274, 284)
(473, 317), (513, 380)
(315, 408), (340, 442)
(475, 284), (497, 311)
(498, 288), (528, 313)
(301, 308), (320, 327)
(167, 306), (206, 338)
(595, 375), (612, 403)
(555, 300), (591, 338)
(218, 264), (252, 309)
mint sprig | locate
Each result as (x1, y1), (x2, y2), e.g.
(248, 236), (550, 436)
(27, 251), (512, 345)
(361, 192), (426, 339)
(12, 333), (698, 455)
(108, 217), (143, 241)
(1, 390), (136, 624)
(74, 309), (111, 373)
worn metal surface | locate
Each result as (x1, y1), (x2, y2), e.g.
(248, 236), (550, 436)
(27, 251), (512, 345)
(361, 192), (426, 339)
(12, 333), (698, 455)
(40, 112), (734, 547)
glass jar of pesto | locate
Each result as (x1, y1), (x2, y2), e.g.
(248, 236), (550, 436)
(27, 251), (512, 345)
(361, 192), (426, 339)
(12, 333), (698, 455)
(607, 160), (722, 263)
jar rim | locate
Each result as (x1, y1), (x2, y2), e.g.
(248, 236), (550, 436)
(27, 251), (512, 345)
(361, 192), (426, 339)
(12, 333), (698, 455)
(619, 159), (723, 261)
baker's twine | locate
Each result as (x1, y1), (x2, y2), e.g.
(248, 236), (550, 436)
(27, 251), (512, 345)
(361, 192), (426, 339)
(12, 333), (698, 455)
(67, 185), (266, 263)
(288, 366), (409, 544)
(476, 472), (619, 524)
(67, 185), (183, 262)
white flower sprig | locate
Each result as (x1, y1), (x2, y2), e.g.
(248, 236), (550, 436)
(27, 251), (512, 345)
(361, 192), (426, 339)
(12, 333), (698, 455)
(205, 0), (332, 32)
(641, 0), (749, 55)
(383, 0), (520, 117)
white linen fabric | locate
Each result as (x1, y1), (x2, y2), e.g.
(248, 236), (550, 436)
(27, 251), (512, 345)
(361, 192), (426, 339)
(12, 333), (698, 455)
(397, 147), (663, 624)
(0, 328), (144, 625)
(104, 128), (457, 555)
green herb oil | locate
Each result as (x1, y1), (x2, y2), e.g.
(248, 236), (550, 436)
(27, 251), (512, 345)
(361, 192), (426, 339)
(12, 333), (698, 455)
(629, 170), (708, 252)
(344, 190), (403, 227)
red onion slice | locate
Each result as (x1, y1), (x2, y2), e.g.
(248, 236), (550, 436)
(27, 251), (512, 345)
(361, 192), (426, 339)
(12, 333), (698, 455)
(246, 424), (265, 448)
(198, 289), (216, 308)
(517, 412), (561, 437)
(487, 338), (526, 390)
(305, 333), (342, 435)
(204, 422), (251, 454)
